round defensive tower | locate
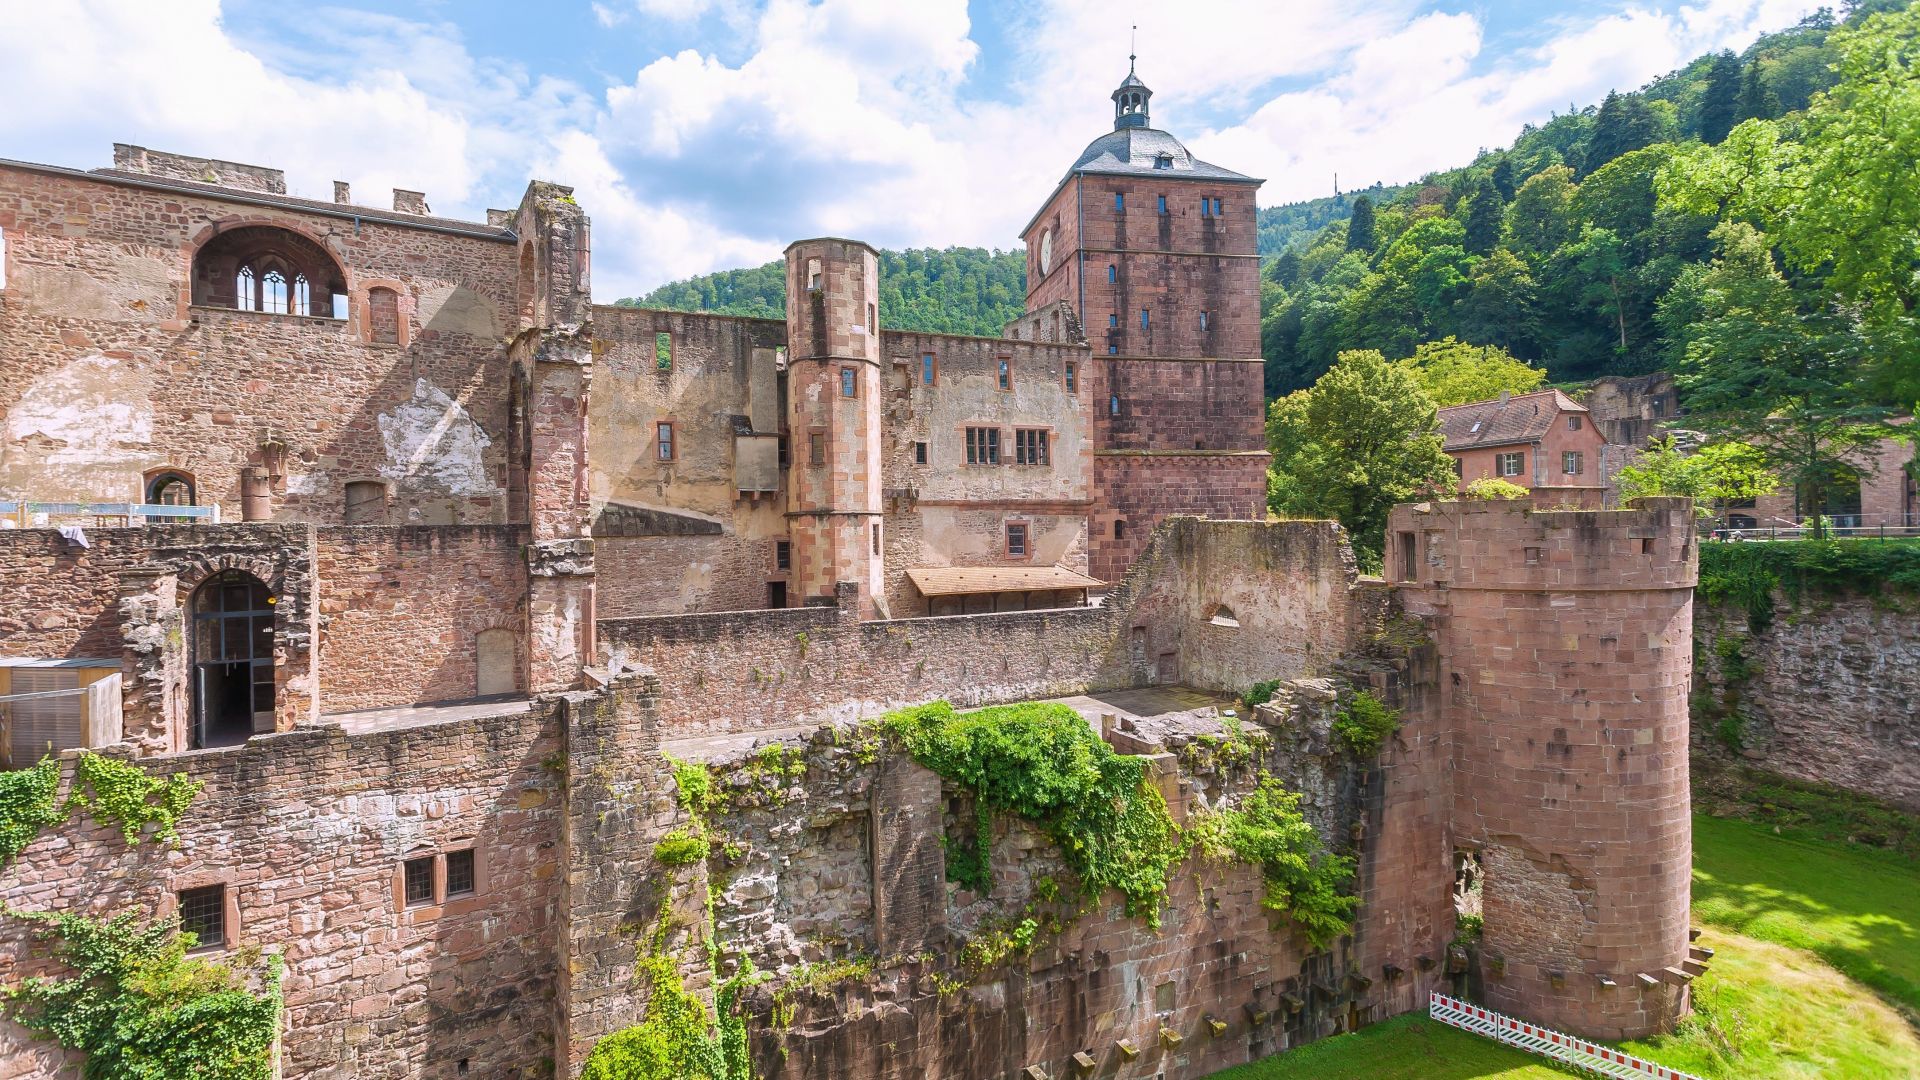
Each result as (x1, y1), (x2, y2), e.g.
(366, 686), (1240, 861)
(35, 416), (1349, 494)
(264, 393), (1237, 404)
(783, 238), (887, 617)
(1387, 497), (1698, 1039)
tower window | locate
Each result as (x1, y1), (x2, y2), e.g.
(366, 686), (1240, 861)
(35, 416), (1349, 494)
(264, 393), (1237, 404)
(1005, 522), (1029, 559)
(1155, 154), (1172, 170)
(998, 358), (1012, 391)
(1109, 313), (1118, 327)
(655, 332), (672, 372)
(914, 441), (928, 464)
(1140, 308), (1150, 330)
(1212, 198), (1224, 216)
(809, 432), (826, 467)
(1201, 198), (1212, 218)
(1114, 519), (1127, 540)
(1199, 310), (1210, 331)
(1157, 195), (1168, 213)
(1109, 394), (1121, 416)
(1114, 192), (1124, 212)
(656, 421), (675, 461)
(1064, 362), (1077, 394)
(872, 523), (881, 554)
(776, 540), (792, 570)
(921, 352), (936, 385)
(840, 368), (858, 398)
(1108, 345), (1118, 354)
(1107, 264), (1116, 283)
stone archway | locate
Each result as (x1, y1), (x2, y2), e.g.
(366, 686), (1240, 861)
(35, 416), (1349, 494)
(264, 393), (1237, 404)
(190, 569), (275, 749)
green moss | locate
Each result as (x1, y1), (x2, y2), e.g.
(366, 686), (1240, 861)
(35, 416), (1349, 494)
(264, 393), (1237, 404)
(654, 828), (711, 867)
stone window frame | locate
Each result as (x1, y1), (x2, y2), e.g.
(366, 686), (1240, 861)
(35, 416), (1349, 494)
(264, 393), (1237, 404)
(964, 426), (1002, 466)
(773, 539), (792, 573)
(392, 842), (488, 924)
(997, 356), (1013, 392)
(1004, 519), (1032, 561)
(1199, 309), (1210, 332)
(808, 428), (828, 468)
(913, 441), (929, 465)
(840, 367), (859, 399)
(1063, 361), (1078, 395)
(655, 420), (677, 463)
(920, 352), (938, 387)
(1113, 191), (1125, 213)
(1013, 427), (1051, 467)
(163, 874), (242, 955)
(143, 467), (197, 509)
(181, 217), (352, 328)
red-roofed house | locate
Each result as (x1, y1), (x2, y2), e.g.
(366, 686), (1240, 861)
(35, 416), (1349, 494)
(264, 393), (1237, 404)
(1439, 389), (1609, 504)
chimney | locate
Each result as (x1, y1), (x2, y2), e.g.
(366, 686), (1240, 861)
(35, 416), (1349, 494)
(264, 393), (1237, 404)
(1498, 390), (1512, 404)
(392, 189), (430, 215)
(486, 209), (513, 228)
(333, 181), (351, 204)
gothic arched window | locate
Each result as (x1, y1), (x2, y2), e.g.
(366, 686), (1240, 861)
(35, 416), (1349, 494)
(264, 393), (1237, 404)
(262, 269), (288, 314)
(292, 273), (310, 316)
(235, 266), (257, 311)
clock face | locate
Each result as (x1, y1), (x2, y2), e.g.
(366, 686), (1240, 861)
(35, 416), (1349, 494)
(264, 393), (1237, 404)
(1039, 229), (1054, 275)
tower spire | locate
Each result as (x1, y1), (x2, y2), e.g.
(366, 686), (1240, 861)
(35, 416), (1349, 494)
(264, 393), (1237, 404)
(1111, 36), (1151, 130)
(1130, 25), (1137, 75)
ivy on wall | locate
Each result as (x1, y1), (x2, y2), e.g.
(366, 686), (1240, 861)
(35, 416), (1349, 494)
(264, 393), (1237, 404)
(1700, 538), (1920, 629)
(0, 754), (281, 1080)
(1188, 779), (1359, 949)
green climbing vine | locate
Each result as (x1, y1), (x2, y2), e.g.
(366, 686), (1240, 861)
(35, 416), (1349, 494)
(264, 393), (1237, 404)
(1698, 537), (1920, 630)
(67, 752), (201, 845)
(881, 701), (1186, 926)
(3, 908), (284, 1080)
(1186, 778), (1359, 949)
(0, 757), (65, 867)
(0, 755), (281, 1080)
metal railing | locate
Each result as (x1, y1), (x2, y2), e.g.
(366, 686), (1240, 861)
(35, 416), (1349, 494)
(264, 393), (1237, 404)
(1429, 992), (1703, 1080)
(1, 501), (221, 528)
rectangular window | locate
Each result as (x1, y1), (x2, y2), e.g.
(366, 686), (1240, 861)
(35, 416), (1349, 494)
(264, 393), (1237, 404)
(1107, 264), (1116, 283)
(1454, 457), (1464, 479)
(913, 441), (928, 464)
(1199, 310), (1210, 331)
(997, 357), (1012, 391)
(809, 432), (826, 467)
(1496, 452), (1525, 477)
(1157, 195), (1167, 214)
(840, 368), (857, 398)
(655, 332), (672, 372)
(775, 540), (791, 570)
(1006, 522), (1029, 558)
(403, 857), (435, 907)
(1109, 313), (1118, 327)
(1140, 308), (1150, 330)
(1114, 192), (1124, 212)
(1108, 345), (1118, 354)
(1568, 414), (1583, 431)
(921, 353), (936, 385)
(1651, 396), (1666, 417)
(1109, 394), (1121, 416)
(444, 849), (476, 898)
(1064, 362), (1077, 394)
(1201, 197), (1212, 217)
(1563, 451), (1584, 475)
(871, 523), (881, 554)
(1015, 429), (1050, 466)
(1398, 532), (1418, 582)
(867, 302), (876, 329)
(178, 885), (226, 948)
(965, 427), (1001, 465)
(655, 421), (675, 462)
(1212, 198), (1223, 216)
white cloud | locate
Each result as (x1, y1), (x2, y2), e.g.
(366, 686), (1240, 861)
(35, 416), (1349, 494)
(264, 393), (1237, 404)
(0, 0), (1834, 299)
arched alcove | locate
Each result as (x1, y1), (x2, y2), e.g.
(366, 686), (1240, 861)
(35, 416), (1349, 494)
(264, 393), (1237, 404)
(193, 225), (347, 317)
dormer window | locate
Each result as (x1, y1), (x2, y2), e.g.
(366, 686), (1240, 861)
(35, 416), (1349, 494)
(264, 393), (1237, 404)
(1155, 154), (1173, 170)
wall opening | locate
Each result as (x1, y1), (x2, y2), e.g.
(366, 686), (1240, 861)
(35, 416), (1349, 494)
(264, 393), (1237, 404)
(192, 225), (346, 316)
(344, 480), (387, 524)
(190, 570), (275, 749)
(475, 628), (519, 698)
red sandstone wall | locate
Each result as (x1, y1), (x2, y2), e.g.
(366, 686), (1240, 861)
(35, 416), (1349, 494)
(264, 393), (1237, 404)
(313, 526), (527, 713)
(1089, 451), (1269, 589)
(1389, 499), (1697, 1039)
(0, 707), (565, 1080)
(0, 164), (517, 524)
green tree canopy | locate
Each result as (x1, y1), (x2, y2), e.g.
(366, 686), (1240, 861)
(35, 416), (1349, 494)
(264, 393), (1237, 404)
(1394, 337), (1547, 407)
(1698, 50), (1744, 143)
(1345, 195), (1377, 254)
(1266, 350), (1454, 567)
(1616, 436), (1779, 517)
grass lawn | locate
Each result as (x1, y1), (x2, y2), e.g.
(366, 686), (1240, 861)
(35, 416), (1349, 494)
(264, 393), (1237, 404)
(1208, 813), (1920, 1079)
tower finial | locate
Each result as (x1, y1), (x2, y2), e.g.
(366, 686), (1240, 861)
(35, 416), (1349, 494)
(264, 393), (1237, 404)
(1129, 25), (1137, 73)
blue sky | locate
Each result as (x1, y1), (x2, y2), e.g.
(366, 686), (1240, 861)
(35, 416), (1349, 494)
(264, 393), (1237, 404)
(1, 1), (1823, 299)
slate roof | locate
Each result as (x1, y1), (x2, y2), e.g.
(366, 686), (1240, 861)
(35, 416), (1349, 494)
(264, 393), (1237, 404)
(1437, 389), (1589, 452)
(1066, 127), (1256, 182)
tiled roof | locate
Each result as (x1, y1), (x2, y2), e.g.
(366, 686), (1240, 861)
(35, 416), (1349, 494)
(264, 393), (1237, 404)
(1067, 127), (1256, 182)
(904, 564), (1104, 597)
(1438, 389), (1588, 452)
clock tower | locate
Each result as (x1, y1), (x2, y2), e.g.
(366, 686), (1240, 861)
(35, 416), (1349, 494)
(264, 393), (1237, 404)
(1017, 62), (1270, 584)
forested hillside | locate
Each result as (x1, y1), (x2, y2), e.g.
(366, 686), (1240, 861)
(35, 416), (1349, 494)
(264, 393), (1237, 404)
(1256, 182), (1411, 256)
(617, 247), (1026, 338)
(1259, 1), (1909, 396)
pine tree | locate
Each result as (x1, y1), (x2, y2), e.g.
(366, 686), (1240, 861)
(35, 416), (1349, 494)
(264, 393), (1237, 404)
(1734, 60), (1779, 123)
(1345, 196), (1377, 254)
(1489, 157), (1517, 201)
(1462, 177), (1504, 256)
(1698, 50), (1742, 144)
(1584, 91), (1660, 174)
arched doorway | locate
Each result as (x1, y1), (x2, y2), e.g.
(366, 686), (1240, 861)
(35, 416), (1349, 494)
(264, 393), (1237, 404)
(191, 570), (275, 748)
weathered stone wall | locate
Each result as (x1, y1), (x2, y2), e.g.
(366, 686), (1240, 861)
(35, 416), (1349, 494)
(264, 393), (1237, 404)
(0, 703), (566, 1080)
(0, 161), (516, 524)
(1389, 498), (1697, 1040)
(313, 526), (528, 713)
(1693, 594), (1920, 812)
